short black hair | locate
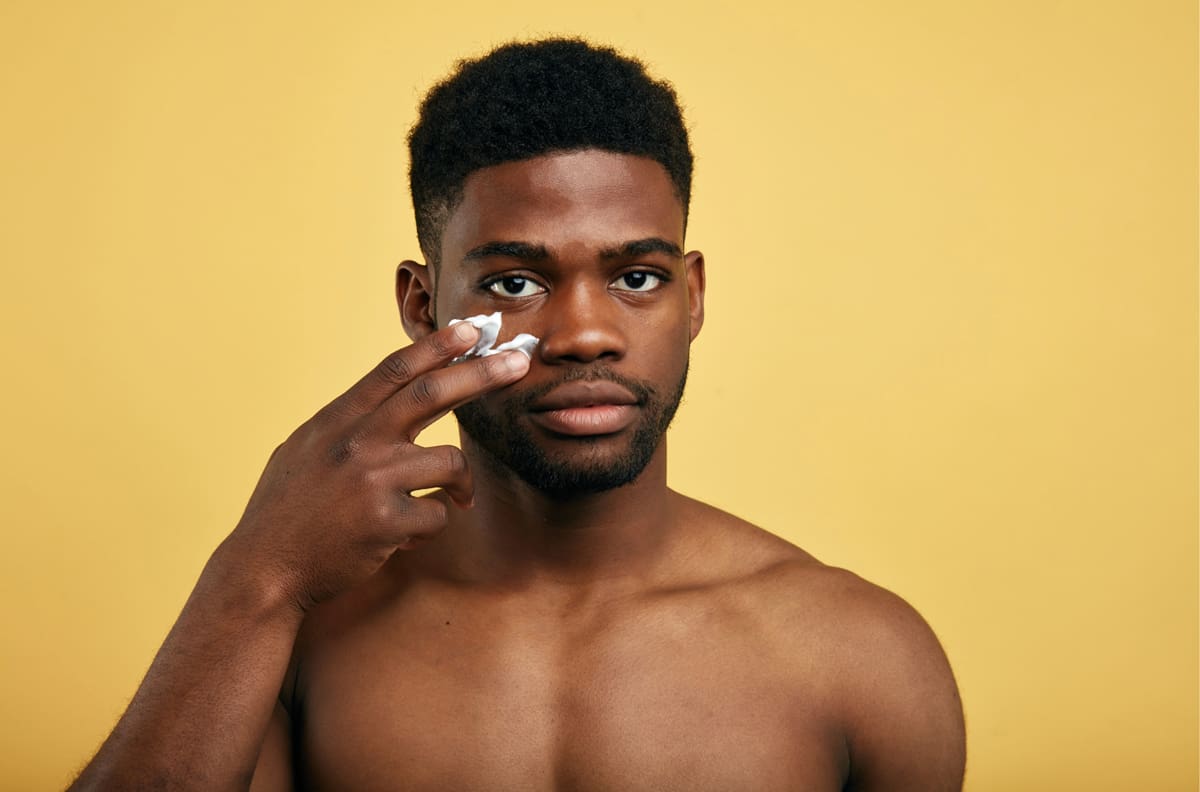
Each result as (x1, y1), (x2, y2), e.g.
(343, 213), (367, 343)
(408, 38), (693, 265)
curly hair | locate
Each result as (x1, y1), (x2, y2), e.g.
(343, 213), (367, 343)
(408, 38), (693, 265)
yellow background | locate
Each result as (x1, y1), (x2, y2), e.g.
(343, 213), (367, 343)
(1, 1), (1195, 789)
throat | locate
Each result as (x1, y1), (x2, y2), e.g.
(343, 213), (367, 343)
(434, 455), (678, 588)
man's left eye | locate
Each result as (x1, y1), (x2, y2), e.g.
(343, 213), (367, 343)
(612, 272), (662, 292)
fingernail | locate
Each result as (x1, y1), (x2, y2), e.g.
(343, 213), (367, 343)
(453, 322), (478, 342)
(503, 350), (530, 373)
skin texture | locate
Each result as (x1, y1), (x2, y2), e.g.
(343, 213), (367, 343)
(69, 150), (965, 791)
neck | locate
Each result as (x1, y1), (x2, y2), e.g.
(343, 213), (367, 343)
(441, 433), (677, 590)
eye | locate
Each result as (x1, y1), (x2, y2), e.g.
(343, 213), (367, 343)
(484, 276), (546, 298)
(611, 271), (664, 292)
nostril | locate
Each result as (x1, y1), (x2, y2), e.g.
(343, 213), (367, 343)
(539, 330), (626, 364)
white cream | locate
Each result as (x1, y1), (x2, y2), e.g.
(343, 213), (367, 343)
(447, 311), (539, 360)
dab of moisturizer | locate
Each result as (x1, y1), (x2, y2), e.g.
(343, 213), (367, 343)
(447, 312), (539, 361)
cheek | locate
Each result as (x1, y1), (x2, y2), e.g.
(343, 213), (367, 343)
(432, 278), (481, 326)
(638, 310), (692, 372)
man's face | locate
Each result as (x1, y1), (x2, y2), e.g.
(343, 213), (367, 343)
(429, 149), (704, 497)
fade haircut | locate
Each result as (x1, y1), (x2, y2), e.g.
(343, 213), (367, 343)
(408, 38), (693, 266)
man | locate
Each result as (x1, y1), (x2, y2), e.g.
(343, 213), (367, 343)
(71, 39), (965, 791)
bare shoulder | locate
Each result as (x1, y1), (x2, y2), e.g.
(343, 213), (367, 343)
(677, 496), (940, 640)
(676, 496), (966, 791)
(764, 562), (965, 791)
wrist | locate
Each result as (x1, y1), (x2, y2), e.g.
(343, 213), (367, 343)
(201, 536), (307, 630)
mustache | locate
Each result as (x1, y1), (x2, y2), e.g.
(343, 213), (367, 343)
(508, 366), (658, 411)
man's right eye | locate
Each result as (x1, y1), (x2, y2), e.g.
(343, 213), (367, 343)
(484, 276), (545, 297)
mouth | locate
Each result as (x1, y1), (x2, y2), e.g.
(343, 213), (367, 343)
(528, 404), (638, 436)
(528, 381), (641, 437)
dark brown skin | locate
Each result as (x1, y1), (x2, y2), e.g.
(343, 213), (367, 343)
(70, 150), (965, 791)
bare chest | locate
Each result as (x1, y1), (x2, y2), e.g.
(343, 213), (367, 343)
(293, 592), (846, 791)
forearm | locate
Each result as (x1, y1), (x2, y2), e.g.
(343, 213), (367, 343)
(66, 327), (507, 789)
(70, 538), (304, 792)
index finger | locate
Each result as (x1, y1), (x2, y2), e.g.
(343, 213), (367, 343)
(366, 348), (531, 441)
(324, 323), (481, 418)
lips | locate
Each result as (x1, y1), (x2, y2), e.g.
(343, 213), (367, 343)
(530, 381), (639, 411)
(528, 381), (640, 436)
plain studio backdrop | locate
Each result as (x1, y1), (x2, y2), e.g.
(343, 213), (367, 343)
(1, 2), (1196, 789)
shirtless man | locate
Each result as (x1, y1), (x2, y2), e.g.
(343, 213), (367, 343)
(70, 39), (965, 791)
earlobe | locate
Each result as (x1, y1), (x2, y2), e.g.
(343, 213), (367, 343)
(396, 260), (437, 341)
(685, 251), (706, 342)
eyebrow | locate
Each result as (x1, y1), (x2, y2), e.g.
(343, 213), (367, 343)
(461, 241), (551, 263)
(460, 237), (683, 265)
(599, 238), (684, 260)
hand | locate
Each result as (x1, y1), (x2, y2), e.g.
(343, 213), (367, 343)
(223, 322), (529, 613)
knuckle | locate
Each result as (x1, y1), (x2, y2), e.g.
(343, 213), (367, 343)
(424, 330), (457, 359)
(437, 446), (468, 475)
(389, 494), (419, 527)
(367, 490), (397, 526)
(407, 375), (440, 408)
(360, 465), (390, 491)
(369, 500), (395, 529)
(380, 352), (415, 384)
(482, 354), (517, 382)
(326, 435), (359, 465)
(410, 497), (449, 531)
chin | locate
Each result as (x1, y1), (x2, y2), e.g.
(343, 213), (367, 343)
(459, 413), (662, 499)
(454, 360), (686, 499)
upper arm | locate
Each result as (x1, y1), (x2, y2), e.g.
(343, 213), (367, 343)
(837, 582), (966, 792)
(249, 700), (294, 792)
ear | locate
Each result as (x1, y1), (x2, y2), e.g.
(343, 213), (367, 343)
(684, 250), (706, 342)
(396, 260), (437, 341)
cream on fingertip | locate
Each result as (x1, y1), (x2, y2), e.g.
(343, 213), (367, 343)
(447, 312), (539, 362)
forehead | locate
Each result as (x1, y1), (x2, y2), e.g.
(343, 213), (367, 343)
(440, 150), (684, 260)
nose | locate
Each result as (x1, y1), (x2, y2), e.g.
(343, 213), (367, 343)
(536, 280), (627, 365)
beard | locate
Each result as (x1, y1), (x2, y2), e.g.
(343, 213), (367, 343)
(454, 361), (688, 499)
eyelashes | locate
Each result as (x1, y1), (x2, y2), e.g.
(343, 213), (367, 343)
(480, 270), (671, 298)
(612, 271), (662, 292)
(485, 275), (544, 297)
